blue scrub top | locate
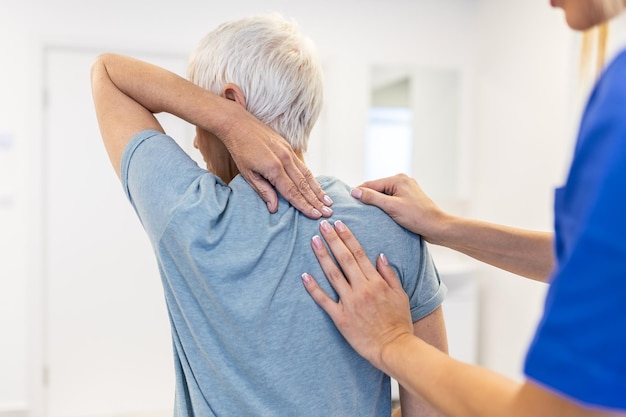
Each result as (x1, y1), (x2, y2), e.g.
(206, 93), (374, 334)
(524, 49), (626, 410)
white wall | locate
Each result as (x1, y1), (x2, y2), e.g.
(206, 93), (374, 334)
(471, 0), (577, 380)
(0, 17), (36, 416)
(0, 0), (584, 413)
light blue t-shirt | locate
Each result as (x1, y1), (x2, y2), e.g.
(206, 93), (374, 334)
(121, 130), (446, 416)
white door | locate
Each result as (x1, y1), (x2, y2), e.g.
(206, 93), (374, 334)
(43, 46), (194, 417)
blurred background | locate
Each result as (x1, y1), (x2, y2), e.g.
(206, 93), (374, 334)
(0, 0), (604, 415)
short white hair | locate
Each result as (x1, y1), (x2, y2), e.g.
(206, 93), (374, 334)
(188, 13), (324, 153)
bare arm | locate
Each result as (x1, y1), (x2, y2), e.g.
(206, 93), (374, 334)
(90, 53), (331, 218)
(399, 307), (448, 417)
(436, 216), (553, 282)
(352, 174), (554, 282)
(386, 335), (623, 417)
(302, 221), (624, 417)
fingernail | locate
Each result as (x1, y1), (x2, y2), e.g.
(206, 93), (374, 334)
(323, 195), (334, 205)
(322, 206), (333, 216)
(334, 220), (346, 232)
(320, 220), (332, 233)
(350, 188), (362, 199)
(379, 253), (388, 265)
(301, 273), (312, 284)
(312, 235), (323, 249)
(312, 208), (322, 218)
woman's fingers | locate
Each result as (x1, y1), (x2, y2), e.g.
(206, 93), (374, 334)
(301, 272), (341, 317)
(351, 174), (443, 240)
(310, 232), (352, 294)
(376, 253), (404, 292)
(355, 175), (401, 197)
(317, 220), (377, 285)
(223, 113), (332, 219)
(316, 220), (404, 292)
(290, 155), (334, 211)
(262, 138), (332, 219)
(350, 175), (407, 221)
(326, 220), (380, 280)
(242, 169), (281, 213)
(243, 156), (331, 219)
(313, 220), (401, 291)
(303, 220), (414, 368)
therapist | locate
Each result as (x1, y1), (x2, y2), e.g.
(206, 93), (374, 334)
(302, 0), (626, 416)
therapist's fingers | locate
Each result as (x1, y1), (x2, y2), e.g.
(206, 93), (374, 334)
(352, 174), (444, 241)
(301, 272), (341, 318)
(304, 221), (414, 369)
(302, 232), (350, 322)
(318, 220), (379, 283)
(309, 231), (352, 294)
(321, 220), (405, 293)
(351, 176), (398, 213)
(375, 252), (405, 293)
(315, 220), (403, 293)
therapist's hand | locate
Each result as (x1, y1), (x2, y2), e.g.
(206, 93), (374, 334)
(351, 174), (447, 243)
(301, 219), (414, 371)
(217, 103), (332, 219)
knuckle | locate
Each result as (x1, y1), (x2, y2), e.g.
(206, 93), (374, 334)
(287, 183), (301, 199)
(274, 146), (292, 162)
(335, 315), (349, 329)
(337, 251), (356, 267)
(397, 173), (411, 184)
(265, 163), (282, 181)
(298, 176), (310, 192)
(372, 278), (388, 291)
(327, 267), (345, 283)
(360, 289), (375, 303)
(317, 296), (332, 310)
(351, 247), (367, 261)
(255, 188), (268, 199)
(322, 232), (338, 245)
(309, 286), (323, 301)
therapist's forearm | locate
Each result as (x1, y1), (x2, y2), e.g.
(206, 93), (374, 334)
(381, 334), (622, 417)
(384, 334), (518, 417)
(432, 215), (554, 282)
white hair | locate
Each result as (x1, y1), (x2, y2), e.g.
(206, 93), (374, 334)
(188, 13), (324, 153)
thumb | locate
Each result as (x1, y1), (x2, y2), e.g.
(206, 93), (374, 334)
(245, 170), (279, 213)
(351, 187), (394, 213)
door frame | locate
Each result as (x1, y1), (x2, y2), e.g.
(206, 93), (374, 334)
(30, 42), (189, 417)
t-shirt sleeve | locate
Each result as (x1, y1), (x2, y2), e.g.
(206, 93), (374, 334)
(400, 230), (447, 323)
(120, 129), (223, 244)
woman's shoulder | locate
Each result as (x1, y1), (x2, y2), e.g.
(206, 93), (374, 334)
(596, 49), (626, 98)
